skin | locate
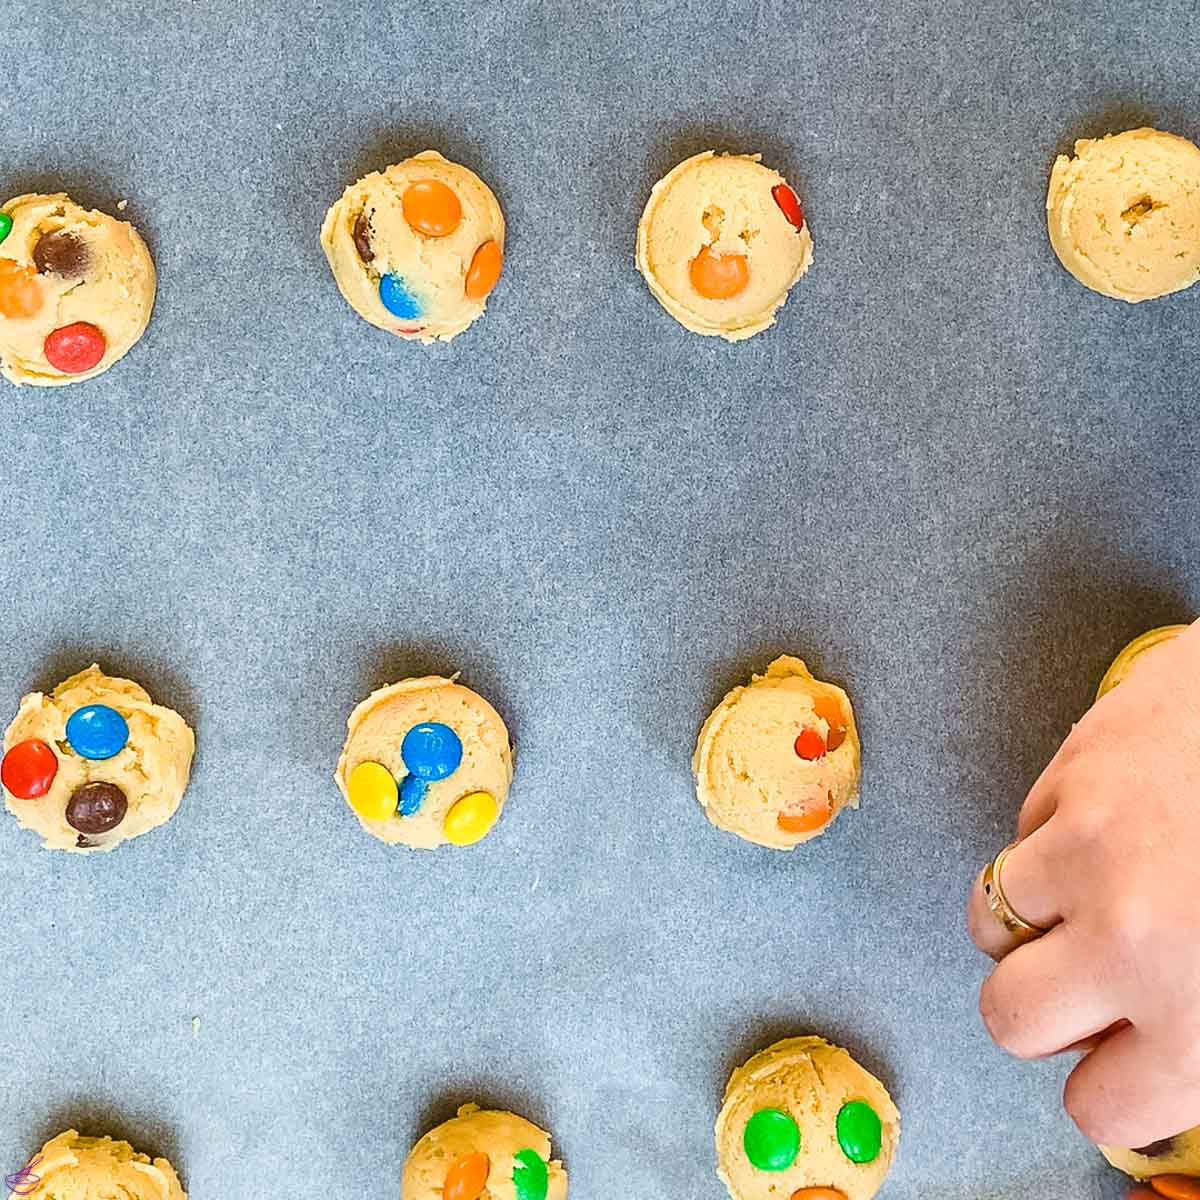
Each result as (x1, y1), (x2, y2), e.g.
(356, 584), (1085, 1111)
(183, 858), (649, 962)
(967, 619), (1200, 1147)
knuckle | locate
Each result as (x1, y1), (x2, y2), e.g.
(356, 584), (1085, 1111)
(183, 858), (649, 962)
(978, 978), (1037, 1058)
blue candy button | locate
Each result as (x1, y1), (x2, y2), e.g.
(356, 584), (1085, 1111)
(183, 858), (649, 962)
(398, 774), (428, 817)
(65, 704), (129, 760)
(401, 722), (463, 781)
(379, 273), (422, 320)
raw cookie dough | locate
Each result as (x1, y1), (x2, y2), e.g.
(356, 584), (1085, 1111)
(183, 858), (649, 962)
(636, 150), (813, 341)
(716, 1037), (900, 1200)
(401, 1102), (567, 1200)
(2, 664), (195, 853)
(7, 1129), (186, 1200)
(1096, 624), (1190, 701)
(321, 150), (505, 344)
(1103, 1125), (1200, 1182)
(693, 655), (861, 850)
(335, 674), (513, 849)
(1047, 128), (1200, 303)
(0, 192), (156, 385)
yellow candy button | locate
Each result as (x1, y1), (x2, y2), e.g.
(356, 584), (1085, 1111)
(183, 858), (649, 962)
(444, 791), (499, 846)
(347, 761), (398, 821)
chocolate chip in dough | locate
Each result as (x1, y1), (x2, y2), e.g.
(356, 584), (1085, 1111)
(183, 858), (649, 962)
(65, 781), (127, 834)
(33, 231), (90, 278)
(353, 211), (375, 263)
(75, 834), (96, 848)
(1132, 1137), (1177, 1158)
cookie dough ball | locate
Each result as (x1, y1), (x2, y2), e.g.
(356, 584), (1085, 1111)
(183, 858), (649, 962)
(715, 1037), (899, 1200)
(401, 1102), (567, 1200)
(636, 151), (813, 341)
(335, 674), (513, 849)
(0, 192), (156, 385)
(8, 1129), (186, 1200)
(1103, 1125), (1200, 1182)
(2, 664), (195, 853)
(693, 655), (860, 850)
(1096, 624), (1190, 701)
(1047, 128), (1200, 303)
(321, 150), (505, 344)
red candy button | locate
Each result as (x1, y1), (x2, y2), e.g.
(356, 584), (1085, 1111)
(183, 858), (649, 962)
(794, 727), (827, 760)
(772, 183), (805, 230)
(44, 322), (106, 374)
(1, 739), (58, 799)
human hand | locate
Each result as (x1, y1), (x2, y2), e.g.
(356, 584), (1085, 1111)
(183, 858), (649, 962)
(967, 619), (1200, 1148)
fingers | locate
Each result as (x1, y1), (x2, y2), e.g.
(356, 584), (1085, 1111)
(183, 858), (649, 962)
(967, 825), (1065, 961)
(1017, 763), (1059, 840)
(979, 927), (1124, 1059)
(1064, 1024), (1200, 1147)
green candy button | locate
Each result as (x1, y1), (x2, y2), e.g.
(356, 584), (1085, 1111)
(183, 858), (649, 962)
(836, 1099), (882, 1164)
(0, 213), (11, 244)
(513, 1147), (549, 1200)
(743, 1107), (800, 1171)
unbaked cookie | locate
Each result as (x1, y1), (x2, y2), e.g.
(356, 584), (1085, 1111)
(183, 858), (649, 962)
(335, 674), (513, 849)
(1096, 624), (1190, 701)
(401, 1103), (567, 1200)
(693, 656), (860, 849)
(715, 1037), (899, 1200)
(1047, 128), (1200, 303)
(0, 192), (156, 385)
(636, 150), (813, 341)
(321, 150), (505, 344)
(7, 1129), (186, 1200)
(1103, 1125), (1200, 1184)
(2, 664), (194, 853)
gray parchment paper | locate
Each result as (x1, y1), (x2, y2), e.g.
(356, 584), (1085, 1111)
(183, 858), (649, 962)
(1, 1), (1198, 1197)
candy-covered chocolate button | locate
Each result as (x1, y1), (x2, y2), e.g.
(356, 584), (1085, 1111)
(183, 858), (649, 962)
(352, 211), (374, 263)
(793, 727), (826, 760)
(34, 231), (89, 277)
(512, 1149), (548, 1200)
(790, 1190), (847, 1200)
(66, 781), (128, 833)
(398, 773), (428, 817)
(465, 240), (503, 300)
(777, 790), (833, 835)
(772, 183), (806, 230)
(836, 1100), (882, 1164)
(346, 761), (399, 821)
(444, 791), (499, 846)
(1, 739), (58, 799)
(44, 322), (107, 374)
(65, 704), (129, 760)
(0, 259), (43, 319)
(744, 1107), (800, 1171)
(379, 273), (422, 320)
(401, 722), (463, 781)
(812, 695), (847, 751)
(689, 245), (750, 300)
(0, 213), (12, 244)
(402, 179), (462, 238)
(444, 1152), (490, 1200)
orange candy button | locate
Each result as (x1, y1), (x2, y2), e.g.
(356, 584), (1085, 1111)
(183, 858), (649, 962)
(791, 1190), (848, 1200)
(1152, 1179), (1200, 1200)
(402, 179), (463, 238)
(465, 239), (503, 300)
(688, 244), (749, 299)
(778, 791), (834, 834)
(794, 727), (827, 760)
(0, 259), (43, 319)
(812, 695), (847, 751)
(444, 1152), (490, 1200)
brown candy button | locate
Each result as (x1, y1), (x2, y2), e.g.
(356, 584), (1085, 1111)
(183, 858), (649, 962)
(353, 211), (374, 263)
(1134, 1138), (1178, 1158)
(65, 781), (127, 834)
(33, 231), (90, 278)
